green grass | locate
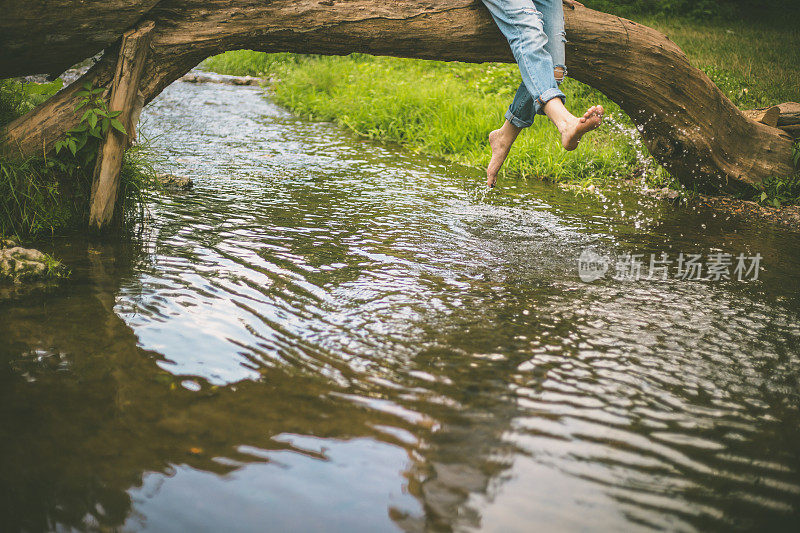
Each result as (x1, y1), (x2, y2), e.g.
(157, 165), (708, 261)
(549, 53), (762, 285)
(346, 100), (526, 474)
(201, 6), (798, 196)
(1, 78), (159, 239)
(0, 78), (64, 127)
(641, 15), (800, 108)
(0, 147), (158, 239)
(202, 52), (298, 78)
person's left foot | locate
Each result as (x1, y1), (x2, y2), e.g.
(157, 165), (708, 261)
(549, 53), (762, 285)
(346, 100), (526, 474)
(561, 105), (604, 151)
(487, 129), (513, 187)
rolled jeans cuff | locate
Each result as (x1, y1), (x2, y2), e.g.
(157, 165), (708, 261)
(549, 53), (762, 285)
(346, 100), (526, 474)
(505, 109), (533, 129)
(536, 88), (566, 115)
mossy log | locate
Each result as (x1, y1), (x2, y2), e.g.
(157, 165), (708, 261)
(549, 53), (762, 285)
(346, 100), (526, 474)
(0, 1), (795, 194)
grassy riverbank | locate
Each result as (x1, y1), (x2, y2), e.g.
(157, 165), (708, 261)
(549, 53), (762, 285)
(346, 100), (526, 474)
(203, 6), (799, 200)
(0, 79), (158, 239)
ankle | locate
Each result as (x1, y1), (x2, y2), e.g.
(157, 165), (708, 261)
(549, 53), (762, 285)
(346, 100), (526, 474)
(554, 116), (575, 134)
(492, 129), (514, 146)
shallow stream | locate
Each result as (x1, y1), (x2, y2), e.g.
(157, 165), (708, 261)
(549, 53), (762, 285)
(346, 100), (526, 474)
(2, 81), (799, 531)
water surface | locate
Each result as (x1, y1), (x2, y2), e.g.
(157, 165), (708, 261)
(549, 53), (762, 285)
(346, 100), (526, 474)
(1, 81), (799, 531)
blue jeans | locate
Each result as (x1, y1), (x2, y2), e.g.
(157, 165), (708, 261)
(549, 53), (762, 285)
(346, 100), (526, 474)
(481, 0), (567, 128)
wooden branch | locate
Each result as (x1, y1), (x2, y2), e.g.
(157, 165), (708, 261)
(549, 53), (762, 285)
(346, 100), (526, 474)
(89, 21), (155, 230)
(0, 1), (795, 195)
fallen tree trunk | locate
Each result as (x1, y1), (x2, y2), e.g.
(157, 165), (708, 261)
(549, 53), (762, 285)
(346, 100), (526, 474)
(0, 1), (161, 79)
(1, 1), (795, 194)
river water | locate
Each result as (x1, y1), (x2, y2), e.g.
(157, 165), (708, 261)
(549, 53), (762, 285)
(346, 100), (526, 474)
(1, 81), (800, 531)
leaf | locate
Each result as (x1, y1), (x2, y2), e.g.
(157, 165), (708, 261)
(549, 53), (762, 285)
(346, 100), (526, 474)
(88, 113), (98, 129)
(80, 109), (92, 123)
(83, 82), (93, 90)
(773, 198), (781, 208)
(54, 141), (63, 155)
(760, 192), (768, 202)
(68, 140), (77, 156)
(92, 87), (105, 95)
(110, 118), (127, 135)
(108, 110), (122, 118)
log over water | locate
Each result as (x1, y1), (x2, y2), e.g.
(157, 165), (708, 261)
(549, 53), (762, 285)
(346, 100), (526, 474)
(0, 0), (795, 196)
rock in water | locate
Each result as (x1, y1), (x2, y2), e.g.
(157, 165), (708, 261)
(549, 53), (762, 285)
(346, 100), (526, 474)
(0, 246), (64, 282)
(157, 174), (194, 191)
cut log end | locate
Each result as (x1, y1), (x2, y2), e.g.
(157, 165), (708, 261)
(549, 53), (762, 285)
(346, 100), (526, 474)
(745, 102), (800, 138)
(742, 106), (781, 128)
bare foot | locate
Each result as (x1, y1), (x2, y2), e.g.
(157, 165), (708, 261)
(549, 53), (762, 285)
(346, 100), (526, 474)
(560, 105), (604, 151)
(487, 129), (512, 187)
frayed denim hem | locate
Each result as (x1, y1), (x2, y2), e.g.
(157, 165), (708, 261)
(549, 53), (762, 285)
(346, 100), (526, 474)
(505, 109), (533, 129)
(536, 87), (566, 116)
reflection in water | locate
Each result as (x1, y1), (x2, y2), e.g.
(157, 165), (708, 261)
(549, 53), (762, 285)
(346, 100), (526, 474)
(1, 81), (799, 531)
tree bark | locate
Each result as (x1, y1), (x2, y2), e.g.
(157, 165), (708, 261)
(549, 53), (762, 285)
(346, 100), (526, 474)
(0, 1), (795, 193)
(89, 21), (155, 230)
(0, 1), (161, 79)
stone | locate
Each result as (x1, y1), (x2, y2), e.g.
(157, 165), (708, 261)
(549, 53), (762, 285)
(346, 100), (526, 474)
(157, 173), (194, 190)
(0, 246), (62, 282)
(644, 187), (682, 200)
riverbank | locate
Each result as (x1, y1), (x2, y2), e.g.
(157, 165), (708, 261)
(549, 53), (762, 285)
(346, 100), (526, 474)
(0, 78), (159, 239)
(202, 8), (799, 206)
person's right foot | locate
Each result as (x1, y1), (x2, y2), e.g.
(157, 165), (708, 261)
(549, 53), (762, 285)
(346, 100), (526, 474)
(560, 105), (604, 151)
(487, 129), (513, 187)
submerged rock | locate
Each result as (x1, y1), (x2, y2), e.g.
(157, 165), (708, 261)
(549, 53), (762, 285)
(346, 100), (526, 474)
(0, 246), (65, 283)
(643, 187), (682, 201)
(157, 174), (194, 191)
